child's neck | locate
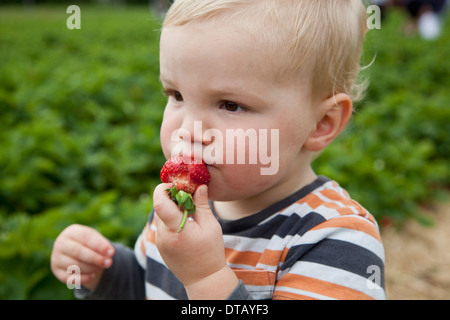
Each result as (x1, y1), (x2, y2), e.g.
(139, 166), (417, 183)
(212, 167), (317, 221)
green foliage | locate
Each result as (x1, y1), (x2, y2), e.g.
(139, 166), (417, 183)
(0, 6), (449, 299)
(0, 7), (165, 216)
(0, 5), (163, 299)
(0, 191), (153, 299)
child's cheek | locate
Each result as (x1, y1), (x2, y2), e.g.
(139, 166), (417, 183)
(208, 162), (275, 201)
(159, 120), (177, 160)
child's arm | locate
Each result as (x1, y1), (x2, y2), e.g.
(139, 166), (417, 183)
(152, 183), (240, 300)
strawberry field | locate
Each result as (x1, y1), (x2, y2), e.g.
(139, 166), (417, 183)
(0, 5), (449, 299)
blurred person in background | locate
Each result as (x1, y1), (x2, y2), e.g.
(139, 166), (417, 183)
(397, 0), (448, 39)
(370, 0), (392, 19)
(149, 0), (173, 16)
(370, 0), (447, 39)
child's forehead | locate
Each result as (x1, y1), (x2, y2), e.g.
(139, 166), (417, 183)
(162, 0), (368, 102)
(160, 21), (307, 86)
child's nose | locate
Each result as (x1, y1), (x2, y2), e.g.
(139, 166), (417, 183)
(175, 116), (215, 161)
(178, 116), (212, 146)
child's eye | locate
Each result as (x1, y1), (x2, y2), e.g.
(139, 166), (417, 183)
(164, 89), (184, 102)
(173, 91), (183, 102)
(219, 101), (247, 112)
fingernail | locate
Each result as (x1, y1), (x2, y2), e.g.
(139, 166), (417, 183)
(104, 258), (112, 267)
(200, 186), (207, 197)
(107, 249), (114, 257)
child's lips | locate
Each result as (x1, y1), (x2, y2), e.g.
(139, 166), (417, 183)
(175, 149), (219, 169)
(179, 151), (212, 165)
(178, 152), (202, 162)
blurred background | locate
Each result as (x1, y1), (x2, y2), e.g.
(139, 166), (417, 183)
(0, 0), (449, 299)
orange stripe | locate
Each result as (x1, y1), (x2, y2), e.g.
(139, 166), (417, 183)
(319, 188), (349, 202)
(296, 193), (323, 209)
(259, 249), (285, 266)
(276, 273), (375, 300)
(297, 189), (377, 225)
(311, 216), (382, 242)
(225, 248), (262, 267)
(273, 291), (317, 300)
(319, 189), (371, 218)
(144, 221), (157, 245)
(322, 201), (359, 216)
(233, 269), (276, 286)
(140, 234), (146, 256)
(225, 248), (286, 268)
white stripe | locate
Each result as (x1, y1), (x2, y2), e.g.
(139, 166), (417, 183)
(275, 286), (336, 300)
(260, 201), (330, 224)
(310, 204), (342, 220)
(315, 190), (359, 215)
(145, 241), (166, 266)
(227, 262), (255, 270)
(223, 234), (291, 254)
(255, 262), (279, 272)
(223, 235), (269, 253)
(227, 262), (279, 272)
(134, 233), (147, 269)
(276, 202), (314, 218)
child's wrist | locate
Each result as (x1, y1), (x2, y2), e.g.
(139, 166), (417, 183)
(185, 266), (239, 300)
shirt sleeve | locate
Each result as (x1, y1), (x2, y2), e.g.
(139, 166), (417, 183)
(75, 242), (146, 300)
(226, 280), (254, 300)
(273, 216), (386, 300)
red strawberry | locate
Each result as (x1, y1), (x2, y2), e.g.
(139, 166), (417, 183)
(160, 156), (210, 232)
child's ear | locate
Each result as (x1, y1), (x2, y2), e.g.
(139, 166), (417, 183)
(304, 93), (353, 152)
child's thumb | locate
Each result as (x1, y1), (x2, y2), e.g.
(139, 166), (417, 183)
(193, 185), (209, 209)
(192, 185), (222, 233)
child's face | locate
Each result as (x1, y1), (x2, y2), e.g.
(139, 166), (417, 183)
(159, 21), (318, 202)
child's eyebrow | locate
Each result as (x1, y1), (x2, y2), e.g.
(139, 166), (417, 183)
(207, 85), (266, 105)
(159, 74), (175, 86)
(159, 75), (166, 83)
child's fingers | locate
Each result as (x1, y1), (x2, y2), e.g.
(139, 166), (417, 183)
(64, 239), (113, 269)
(51, 224), (114, 288)
(153, 183), (185, 232)
(64, 224), (115, 257)
(54, 254), (104, 274)
(54, 267), (97, 286)
(52, 255), (103, 285)
(191, 185), (212, 225)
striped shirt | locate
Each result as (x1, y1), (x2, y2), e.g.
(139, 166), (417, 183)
(135, 176), (386, 300)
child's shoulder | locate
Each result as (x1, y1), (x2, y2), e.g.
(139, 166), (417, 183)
(279, 178), (385, 283)
(300, 179), (376, 222)
(278, 177), (381, 241)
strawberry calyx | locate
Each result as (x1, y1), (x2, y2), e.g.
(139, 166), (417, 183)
(166, 185), (196, 233)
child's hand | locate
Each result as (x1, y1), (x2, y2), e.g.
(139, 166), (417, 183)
(153, 183), (239, 299)
(50, 224), (115, 290)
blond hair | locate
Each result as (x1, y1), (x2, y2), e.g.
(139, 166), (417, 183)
(163, 0), (368, 103)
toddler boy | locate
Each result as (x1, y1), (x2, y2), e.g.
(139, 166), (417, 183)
(51, 0), (386, 300)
